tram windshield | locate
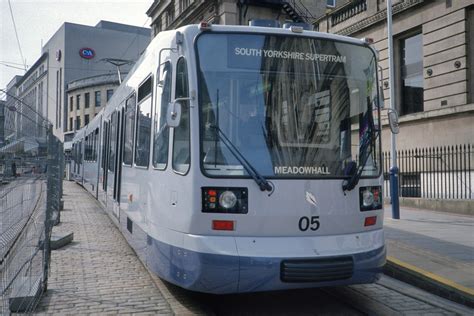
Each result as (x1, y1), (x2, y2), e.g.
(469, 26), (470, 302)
(197, 33), (381, 179)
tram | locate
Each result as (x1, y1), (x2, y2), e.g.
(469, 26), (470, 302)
(70, 22), (385, 294)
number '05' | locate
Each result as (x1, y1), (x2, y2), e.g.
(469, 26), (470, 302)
(298, 216), (320, 231)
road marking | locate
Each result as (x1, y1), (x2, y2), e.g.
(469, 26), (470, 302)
(387, 256), (474, 296)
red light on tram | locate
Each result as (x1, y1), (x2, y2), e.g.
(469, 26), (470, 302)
(208, 189), (217, 196)
(364, 216), (377, 227)
(212, 220), (234, 231)
(362, 37), (374, 44)
(199, 21), (212, 30)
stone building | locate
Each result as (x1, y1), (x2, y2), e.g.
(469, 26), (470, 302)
(146, 0), (328, 34)
(315, 0), (474, 151)
(64, 73), (123, 141)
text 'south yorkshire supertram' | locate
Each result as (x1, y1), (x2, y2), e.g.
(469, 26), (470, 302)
(70, 22), (385, 294)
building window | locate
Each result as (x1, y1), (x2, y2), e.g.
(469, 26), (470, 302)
(85, 92), (90, 108)
(70, 117), (73, 131)
(76, 95), (81, 110)
(106, 89), (114, 102)
(179, 0), (190, 13)
(70, 96), (73, 111)
(166, 5), (174, 27)
(399, 32), (423, 116)
(76, 116), (81, 130)
(327, 0), (336, 8)
(95, 91), (101, 107)
(85, 114), (90, 126)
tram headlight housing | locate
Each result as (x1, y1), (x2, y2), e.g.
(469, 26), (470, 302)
(219, 191), (237, 209)
(359, 186), (382, 211)
(202, 187), (248, 214)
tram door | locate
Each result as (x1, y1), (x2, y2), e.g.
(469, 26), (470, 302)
(114, 108), (125, 203)
(107, 111), (120, 219)
(101, 121), (110, 205)
(102, 121), (109, 191)
(113, 108), (124, 205)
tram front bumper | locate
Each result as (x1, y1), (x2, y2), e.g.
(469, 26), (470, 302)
(147, 229), (385, 294)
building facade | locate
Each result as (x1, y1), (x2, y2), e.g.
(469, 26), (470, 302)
(315, 0), (474, 151)
(2, 21), (150, 145)
(4, 76), (21, 143)
(146, 0), (327, 35)
(42, 20), (150, 141)
(14, 53), (49, 141)
(65, 73), (122, 141)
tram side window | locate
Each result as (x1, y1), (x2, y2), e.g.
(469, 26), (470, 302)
(172, 57), (190, 174)
(79, 141), (82, 164)
(109, 112), (117, 172)
(123, 94), (136, 165)
(135, 77), (152, 167)
(102, 122), (108, 169)
(153, 62), (171, 169)
(85, 136), (90, 161)
(94, 128), (99, 161)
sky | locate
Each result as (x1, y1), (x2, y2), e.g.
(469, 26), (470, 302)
(0, 0), (152, 98)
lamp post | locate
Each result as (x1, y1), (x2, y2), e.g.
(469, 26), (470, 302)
(387, 0), (400, 219)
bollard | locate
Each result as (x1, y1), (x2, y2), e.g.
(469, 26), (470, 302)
(390, 166), (400, 219)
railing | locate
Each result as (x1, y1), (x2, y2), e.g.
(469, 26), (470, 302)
(0, 98), (63, 314)
(331, 0), (367, 26)
(383, 144), (473, 200)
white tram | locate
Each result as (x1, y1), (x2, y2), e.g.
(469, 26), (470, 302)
(70, 23), (385, 294)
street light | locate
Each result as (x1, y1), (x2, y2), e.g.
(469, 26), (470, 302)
(387, 0), (400, 219)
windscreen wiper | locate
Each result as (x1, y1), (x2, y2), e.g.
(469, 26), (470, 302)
(342, 116), (378, 192)
(207, 123), (273, 192)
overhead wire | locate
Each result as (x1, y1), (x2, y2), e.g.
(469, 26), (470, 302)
(7, 0), (28, 72)
(119, 16), (151, 60)
(0, 62), (29, 71)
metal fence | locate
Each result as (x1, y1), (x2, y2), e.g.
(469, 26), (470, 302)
(383, 144), (473, 200)
(0, 124), (63, 314)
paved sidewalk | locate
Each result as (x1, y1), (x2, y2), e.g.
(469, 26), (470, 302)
(383, 206), (474, 306)
(34, 181), (173, 314)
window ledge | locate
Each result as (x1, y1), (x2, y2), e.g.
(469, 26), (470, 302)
(381, 103), (474, 126)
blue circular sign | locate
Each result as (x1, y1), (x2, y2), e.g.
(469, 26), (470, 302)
(79, 48), (95, 59)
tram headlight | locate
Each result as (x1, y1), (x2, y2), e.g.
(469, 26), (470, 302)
(219, 191), (237, 209)
(202, 187), (248, 214)
(362, 190), (374, 207)
(359, 186), (382, 211)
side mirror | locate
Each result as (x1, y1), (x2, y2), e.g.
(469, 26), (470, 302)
(387, 109), (400, 134)
(166, 101), (182, 127)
